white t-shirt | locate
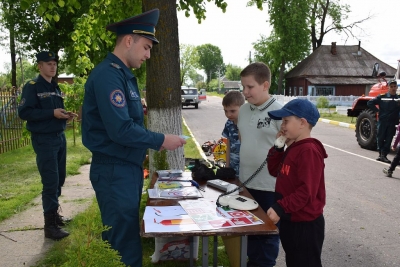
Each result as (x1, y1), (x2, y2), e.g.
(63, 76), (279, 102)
(238, 97), (283, 192)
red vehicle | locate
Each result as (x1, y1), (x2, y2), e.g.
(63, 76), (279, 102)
(347, 60), (400, 150)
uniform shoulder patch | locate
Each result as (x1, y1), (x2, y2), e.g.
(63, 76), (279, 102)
(29, 80), (36, 84)
(19, 98), (26, 107)
(110, 63), (121, 69)
(110, 89), (126, 108)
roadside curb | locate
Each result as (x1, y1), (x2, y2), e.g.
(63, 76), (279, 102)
(319, 118), (356, 129)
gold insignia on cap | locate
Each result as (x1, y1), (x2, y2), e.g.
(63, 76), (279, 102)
(132, 29), (155, 36)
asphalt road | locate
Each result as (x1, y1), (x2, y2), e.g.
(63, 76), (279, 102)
(182, 96), (400, 267)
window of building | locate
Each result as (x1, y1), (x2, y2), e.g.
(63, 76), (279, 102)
(315, 86), (335, 96)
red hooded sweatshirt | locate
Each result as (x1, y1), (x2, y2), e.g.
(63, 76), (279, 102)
(267, 138), (327, 222)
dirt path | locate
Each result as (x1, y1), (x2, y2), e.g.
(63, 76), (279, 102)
(0, 165), (94, 267)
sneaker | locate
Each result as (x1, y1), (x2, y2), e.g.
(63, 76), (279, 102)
(381, 156), (392, 164)
(383, 168), (393, 177)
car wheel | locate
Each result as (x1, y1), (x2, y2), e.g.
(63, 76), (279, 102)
(355, 109), (377, 150)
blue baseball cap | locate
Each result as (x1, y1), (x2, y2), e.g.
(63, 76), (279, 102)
(106, 9), (160, 44)
(387, 79), (397, 86)
(268, 99), (320, 126)
(36, 51), (57, 62)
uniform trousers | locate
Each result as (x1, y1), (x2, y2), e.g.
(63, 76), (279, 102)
(377, 121), (396, 156)
(31, 132), (66, 214)
(246, 188), (280, 267)
(280, 215), (325, 267)
(90, 162), (144, 267)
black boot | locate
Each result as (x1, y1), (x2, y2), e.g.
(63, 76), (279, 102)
(55, 206), (72, 227)
(381, 155), (391, 164)
(376, 152), (382, 161)
(44, 212), (70, 240)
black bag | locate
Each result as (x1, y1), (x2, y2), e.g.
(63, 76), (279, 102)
(191, 159), (216, 181)
(215, 167), (236, 179)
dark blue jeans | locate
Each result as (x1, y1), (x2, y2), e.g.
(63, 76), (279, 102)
(31, 132), (66, 214)
(246, 188), (280, 267)
(90, 162), (144, 267)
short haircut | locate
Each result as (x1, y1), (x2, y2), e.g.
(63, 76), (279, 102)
(116, 33), (141, 45)
(240, 62), (271, 85)
(222, 90), (245, 107)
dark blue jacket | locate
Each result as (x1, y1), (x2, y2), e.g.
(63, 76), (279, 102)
(82, 52), (164, 166)
(367, 92), (400, 124)
(18, 75), (66, 134)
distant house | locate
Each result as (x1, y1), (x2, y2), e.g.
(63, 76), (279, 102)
(285, 42), (396, 96)
(58, 73), (74, 84)
(220, 77), (241, 93)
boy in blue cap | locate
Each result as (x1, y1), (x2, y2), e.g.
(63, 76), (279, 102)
(82, 9), (186, 267)
(267, 99), (327, 267)
(18, 51), (76, 240)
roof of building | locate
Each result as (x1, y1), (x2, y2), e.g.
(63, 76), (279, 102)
(223, 80), (240, 88)
(286, 44), (396, 79)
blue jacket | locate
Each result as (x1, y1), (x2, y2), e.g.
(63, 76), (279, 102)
(82, 52), (164, 166)
(18, 75), (66, 134)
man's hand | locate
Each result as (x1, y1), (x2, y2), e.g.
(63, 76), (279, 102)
(161, 134), (186, 150)
(54, 108), (70, 120)
(267, 207), (280, 224)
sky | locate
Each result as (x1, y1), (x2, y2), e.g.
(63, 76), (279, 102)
(0, 0), (399, 73)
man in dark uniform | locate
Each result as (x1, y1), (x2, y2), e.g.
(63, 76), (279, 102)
(82, 9), (186, 267)
(367, 79), (400, 163)
(18, 51), (76, 240)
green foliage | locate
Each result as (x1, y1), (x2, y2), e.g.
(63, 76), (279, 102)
(196, 81), (207, 89)
(180, 44), (199, 86)
(152, 150), (169, 171)
(177, 0), (228, 23)
(316, 96), (329, 108)
(224, 64), (242, 81)
(60, 210), (125, 267)
(196, 44), (225, 84)
(59, 77), (86, 145)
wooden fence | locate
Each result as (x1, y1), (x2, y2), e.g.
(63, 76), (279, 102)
(0, 91), (30, 154)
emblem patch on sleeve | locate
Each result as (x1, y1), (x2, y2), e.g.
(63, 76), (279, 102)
(110, 89), (126, 107)
(19, 98), (26, 107)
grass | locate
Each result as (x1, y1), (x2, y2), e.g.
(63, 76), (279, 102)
(319, 111), (356, 124)
(3, 123), (231, 267)
(0, 129), (91, 221)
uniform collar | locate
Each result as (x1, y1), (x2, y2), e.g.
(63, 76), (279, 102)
(249, 97), (276, 111)
(106, 52), (134, 80)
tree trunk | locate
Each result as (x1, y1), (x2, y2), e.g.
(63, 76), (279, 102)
(143, 1), (185, 173)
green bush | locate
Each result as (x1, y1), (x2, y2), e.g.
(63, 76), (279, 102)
(316, 96), (329, 108)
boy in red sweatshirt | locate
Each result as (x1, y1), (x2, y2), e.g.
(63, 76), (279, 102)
(267, 99), (327, 267)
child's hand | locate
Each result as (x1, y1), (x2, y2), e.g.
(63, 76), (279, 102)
(267, 207), (280, 224)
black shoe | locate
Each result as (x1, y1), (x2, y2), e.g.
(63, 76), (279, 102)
(44, 212), (70, 240)
(381, 156), (391, 164)
(383, 168), (393, 177)
(376, 156), (382, 161)
(44, 224), (70, 240)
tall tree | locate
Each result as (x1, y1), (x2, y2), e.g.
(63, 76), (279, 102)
(309, 0), (371, 51)
(250, 0), (372, 51)
(265, 0), (311, 94)
(180, 44), (199, 86)
(196, 44), (224, 84)
(225, 64), (242, 81)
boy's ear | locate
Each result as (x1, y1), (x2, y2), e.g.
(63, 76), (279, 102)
(263, 81), (270, 91)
